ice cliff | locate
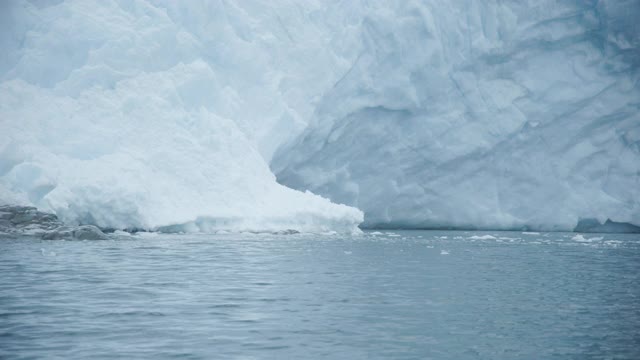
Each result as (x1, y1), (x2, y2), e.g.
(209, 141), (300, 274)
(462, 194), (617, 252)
(273, 0), (640, 231)
(1, 0), (638, 232)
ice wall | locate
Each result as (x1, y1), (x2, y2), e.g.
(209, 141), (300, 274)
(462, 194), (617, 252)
(1, 0), (638, 232)
(273, 0), (640, 231)
(0, 0), (363, 232)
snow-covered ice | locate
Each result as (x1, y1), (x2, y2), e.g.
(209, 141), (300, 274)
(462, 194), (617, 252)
(0, 0), (363, 233)
(1, 1), (639, 232)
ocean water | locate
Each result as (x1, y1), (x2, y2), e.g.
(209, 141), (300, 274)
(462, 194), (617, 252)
(1, 230), (639, 359)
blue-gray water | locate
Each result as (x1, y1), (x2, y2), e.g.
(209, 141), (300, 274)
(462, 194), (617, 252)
(1, 230), (639, 359)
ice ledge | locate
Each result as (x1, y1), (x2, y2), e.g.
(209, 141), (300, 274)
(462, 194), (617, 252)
(155, 214), (363, 235)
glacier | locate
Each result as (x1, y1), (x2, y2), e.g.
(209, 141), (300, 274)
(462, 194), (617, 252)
(273, 0), (640, 231)
(1, 0), (639, 233)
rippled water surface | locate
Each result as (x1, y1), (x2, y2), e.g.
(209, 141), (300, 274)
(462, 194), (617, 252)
(1, 230), (639, 359)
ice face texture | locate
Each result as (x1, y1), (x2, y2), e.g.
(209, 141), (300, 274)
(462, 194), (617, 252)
(273, 0), (640, 231)
(1, 1), (638, 232)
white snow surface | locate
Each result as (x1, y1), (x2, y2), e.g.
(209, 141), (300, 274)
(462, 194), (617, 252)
(1, 0), (639, 232)
(0, 0), (363, 233)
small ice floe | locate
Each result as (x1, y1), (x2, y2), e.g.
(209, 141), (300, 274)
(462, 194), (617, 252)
(571, 234), (603, 242)
(343, 251), (352, 255)
(370, 231), (383, 235)
(386, 233), (401, 237)
(604, 240), (622, 247)
(522, 232), (540, 235)
(439, 236), (448, 239)
(572, 234), (588, 242)
(468, 235), (496, 240)
(440, 250), (449, 255)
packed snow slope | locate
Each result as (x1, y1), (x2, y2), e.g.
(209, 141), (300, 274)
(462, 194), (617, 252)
(274, 0), (640, 231)
(1, 1), (638, 232)
(0, 0), (363, 233)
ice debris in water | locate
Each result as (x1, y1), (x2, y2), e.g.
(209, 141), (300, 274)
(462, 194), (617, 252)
(572, 234), (587, 242)
(571, 234), (604, 243)
(469, 235), (497, 240)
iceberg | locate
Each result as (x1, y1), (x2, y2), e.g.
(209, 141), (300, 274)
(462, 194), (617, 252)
(1, 1), (638, 233)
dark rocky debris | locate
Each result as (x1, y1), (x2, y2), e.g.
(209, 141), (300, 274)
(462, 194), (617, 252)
(0, 205), (109, 240)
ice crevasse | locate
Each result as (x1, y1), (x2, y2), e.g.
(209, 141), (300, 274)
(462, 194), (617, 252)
(1, 0), (639, 233)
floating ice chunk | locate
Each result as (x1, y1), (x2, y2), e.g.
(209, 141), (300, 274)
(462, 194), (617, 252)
(571, 234), (588, 242)
(440, 250), (449, 255)
(468, 235), (497, 240)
